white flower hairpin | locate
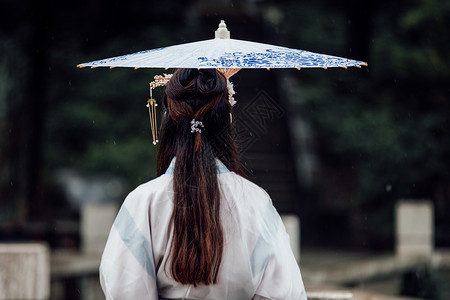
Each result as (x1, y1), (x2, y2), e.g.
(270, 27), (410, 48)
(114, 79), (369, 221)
(190, 119), (204, 133)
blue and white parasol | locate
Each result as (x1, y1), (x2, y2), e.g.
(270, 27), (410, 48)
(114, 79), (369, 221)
(77, 20), (367, 144)
(77, 20), (367, 70)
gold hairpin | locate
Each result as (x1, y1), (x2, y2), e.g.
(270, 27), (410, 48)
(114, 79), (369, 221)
(147, 97), (158, 144)
(147, 84), (159, 145)
(146, 74), (173, 145)
(150, 73), (173, 89)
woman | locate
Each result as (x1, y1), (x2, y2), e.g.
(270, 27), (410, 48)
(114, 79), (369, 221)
(100, 69), (307, 299)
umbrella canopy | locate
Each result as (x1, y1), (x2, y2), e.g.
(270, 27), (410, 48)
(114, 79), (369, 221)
(77, 21), (367, 145)
(77, 20), (367, 70)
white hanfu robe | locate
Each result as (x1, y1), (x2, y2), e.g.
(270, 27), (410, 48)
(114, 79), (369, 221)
(100, 158), (307, 300)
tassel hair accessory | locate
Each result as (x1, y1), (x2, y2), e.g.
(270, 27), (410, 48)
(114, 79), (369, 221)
(146, 70), (238, 145)
(146, 73), (173, 145)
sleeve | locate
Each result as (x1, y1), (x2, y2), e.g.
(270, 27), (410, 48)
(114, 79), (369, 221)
(253, 203), (307, 300)
(99, 191), (159, 300)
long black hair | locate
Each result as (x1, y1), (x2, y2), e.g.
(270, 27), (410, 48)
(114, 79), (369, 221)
(156, 69), (244, 286)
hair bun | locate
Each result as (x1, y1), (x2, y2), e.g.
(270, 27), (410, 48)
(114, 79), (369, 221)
(179, 69), (199, 87)
(197, 69), (224, 97)
(166, 69), (226, 101)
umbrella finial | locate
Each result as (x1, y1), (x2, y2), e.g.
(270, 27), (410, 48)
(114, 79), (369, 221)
(215, 20), (230, 39)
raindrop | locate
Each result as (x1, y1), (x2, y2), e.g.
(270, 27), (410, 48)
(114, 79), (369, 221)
(386, 184), (392, 192)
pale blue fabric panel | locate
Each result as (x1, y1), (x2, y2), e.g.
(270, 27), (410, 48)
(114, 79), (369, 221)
(113, 206), (156, 278)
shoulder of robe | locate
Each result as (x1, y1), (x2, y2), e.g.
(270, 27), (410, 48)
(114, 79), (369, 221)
(122, 174), (172, 208)
(220, 172), (274, 209)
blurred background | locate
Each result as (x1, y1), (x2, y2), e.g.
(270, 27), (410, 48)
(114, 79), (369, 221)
(1, 0), (449, 299)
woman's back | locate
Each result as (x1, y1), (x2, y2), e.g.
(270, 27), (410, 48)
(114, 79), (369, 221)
(100, 158), (306, 299)
(99, 69), (307, 299)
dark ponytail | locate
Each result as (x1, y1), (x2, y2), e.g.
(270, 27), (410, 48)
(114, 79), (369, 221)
(156, 69), (243, 286)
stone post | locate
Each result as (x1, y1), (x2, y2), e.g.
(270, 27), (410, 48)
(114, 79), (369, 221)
(396, 200), (434, 257)
(0, 243), (50, 299)
(281, 214), (301, 262)
(81, 203), (118, 254)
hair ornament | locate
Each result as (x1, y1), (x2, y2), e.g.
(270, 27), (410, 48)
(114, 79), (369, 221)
(191, 119), (204, 134)
(147, 96), (158, 144)
(150, 73), (173, 89)
(146, 73), (173, 145)
(147, 69), (239, 145)
(227, 79), (236, 106)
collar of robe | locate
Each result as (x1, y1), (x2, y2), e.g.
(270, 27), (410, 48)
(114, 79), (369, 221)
(164, 157), (230, 175)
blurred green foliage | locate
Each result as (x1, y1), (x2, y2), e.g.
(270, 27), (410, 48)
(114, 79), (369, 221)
(45, 65), (160, 186)
(277, 0), (450, 205)
(261, 0), (450, 247)
(1, 0), (449, 246)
